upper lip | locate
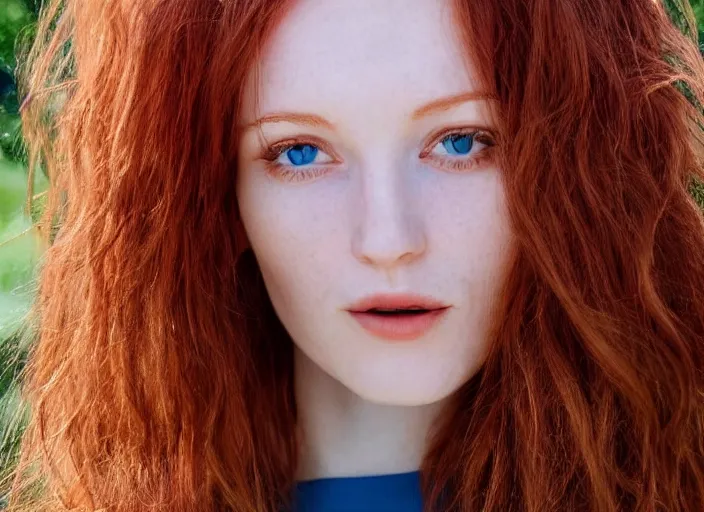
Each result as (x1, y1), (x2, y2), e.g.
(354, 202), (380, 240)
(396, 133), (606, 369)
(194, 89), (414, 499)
(345, 293), (450, 312)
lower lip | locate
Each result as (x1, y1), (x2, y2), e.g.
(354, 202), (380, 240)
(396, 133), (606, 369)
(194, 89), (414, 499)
(348, 308), (449, 341)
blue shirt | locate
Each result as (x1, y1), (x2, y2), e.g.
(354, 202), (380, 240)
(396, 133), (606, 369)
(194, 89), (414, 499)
(292, 471), (423, 512)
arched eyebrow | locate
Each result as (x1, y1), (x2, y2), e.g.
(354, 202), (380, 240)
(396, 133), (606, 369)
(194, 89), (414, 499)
(411, 91), (496, 120)
(242, 112), (335, 131)
(241, 91), (496, 131)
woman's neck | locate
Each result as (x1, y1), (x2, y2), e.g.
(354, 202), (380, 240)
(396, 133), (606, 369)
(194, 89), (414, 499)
(293, 345), (446, 481)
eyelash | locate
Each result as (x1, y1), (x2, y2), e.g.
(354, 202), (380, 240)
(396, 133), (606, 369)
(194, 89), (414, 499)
(260, 128), (497, 182)
(421, 127), (497, 172)
(261, 136), (334, 182)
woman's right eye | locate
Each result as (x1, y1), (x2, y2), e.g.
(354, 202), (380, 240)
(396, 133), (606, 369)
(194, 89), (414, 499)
(260, 140), (337, 182)
(274, 143), (334, 167)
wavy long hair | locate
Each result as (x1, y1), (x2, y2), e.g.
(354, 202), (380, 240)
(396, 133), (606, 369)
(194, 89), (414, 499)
(5, 0), (704, 510)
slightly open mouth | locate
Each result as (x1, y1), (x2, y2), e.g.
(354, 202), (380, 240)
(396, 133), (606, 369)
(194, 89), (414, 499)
(348, 307), (449, 341)
(365, 308), (431, 316)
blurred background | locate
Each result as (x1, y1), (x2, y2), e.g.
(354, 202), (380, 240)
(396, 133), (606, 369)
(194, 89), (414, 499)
(0, 0), (46, 500)
(1, 0), (704, 506)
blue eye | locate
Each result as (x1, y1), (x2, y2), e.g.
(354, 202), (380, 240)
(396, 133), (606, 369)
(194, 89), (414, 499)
(283, 144), (319, 166)
(441, 134), (473, 155)
(424, 130), (495, 172)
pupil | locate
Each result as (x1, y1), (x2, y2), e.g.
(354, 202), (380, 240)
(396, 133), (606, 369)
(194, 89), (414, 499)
(287, 144), (318, 166)
(443, 134), (472, 155)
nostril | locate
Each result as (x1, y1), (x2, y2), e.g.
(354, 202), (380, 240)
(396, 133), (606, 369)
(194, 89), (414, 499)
(351, 207), (427, 269)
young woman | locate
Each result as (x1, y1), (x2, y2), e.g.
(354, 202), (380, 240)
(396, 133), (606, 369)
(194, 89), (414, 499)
(6, 0), (704, 510)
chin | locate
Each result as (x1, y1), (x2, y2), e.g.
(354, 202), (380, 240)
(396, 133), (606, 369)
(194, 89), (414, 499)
(344, 376), (462, 407)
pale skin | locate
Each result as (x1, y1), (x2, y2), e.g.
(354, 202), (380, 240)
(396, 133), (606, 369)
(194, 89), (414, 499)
(236, 0), (514, 481)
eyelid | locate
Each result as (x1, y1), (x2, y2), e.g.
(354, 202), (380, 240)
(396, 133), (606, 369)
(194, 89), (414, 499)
(256, 126), (497, 182)
(418, 126), (497, 158)
(419, 126), (498, 173)
(260, 135), (341, 163)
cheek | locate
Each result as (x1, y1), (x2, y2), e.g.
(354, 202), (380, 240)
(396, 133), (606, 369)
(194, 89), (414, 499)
(423, 168), (512, 273)
(236, 176), (347, 304)
(424, 169), (513, 347)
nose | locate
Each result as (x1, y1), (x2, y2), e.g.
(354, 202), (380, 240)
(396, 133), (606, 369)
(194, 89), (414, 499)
(351, 163), (427, 270)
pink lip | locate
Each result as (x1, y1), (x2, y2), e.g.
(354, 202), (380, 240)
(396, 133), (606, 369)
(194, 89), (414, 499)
(346, 293), (451, 342)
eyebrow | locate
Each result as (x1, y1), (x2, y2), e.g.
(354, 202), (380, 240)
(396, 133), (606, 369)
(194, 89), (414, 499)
(243, 112), (335, 131)
(243, 91), (495, 131)
(412, 91), (495, 120)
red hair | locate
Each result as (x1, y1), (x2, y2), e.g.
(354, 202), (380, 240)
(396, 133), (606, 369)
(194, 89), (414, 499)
(5, 0), (704, 510)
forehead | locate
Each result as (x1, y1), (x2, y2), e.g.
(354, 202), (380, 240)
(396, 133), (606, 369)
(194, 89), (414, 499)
(246, 0), (477, 118)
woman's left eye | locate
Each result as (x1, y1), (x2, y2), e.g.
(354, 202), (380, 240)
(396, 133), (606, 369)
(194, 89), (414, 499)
(422, 130), (496, 172)
(433, 133), (477, 156)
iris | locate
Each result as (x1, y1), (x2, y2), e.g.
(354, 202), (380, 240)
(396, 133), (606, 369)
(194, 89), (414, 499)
(286, 144), (318, 166)
(442, 134), (472, 155)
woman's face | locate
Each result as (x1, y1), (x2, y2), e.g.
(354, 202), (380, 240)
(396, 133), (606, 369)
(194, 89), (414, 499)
(237, 0), (513, 406)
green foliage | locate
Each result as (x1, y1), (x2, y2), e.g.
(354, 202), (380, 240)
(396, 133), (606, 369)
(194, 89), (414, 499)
(691, 175), (704, 205)
(692, 0), (704, 32)
(665, 0), (700, 42)
(0, 0), (35, 162)
(0, 0), (34, 73)
(664, 1), (704, 210)
(0, 329), (29, 492)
